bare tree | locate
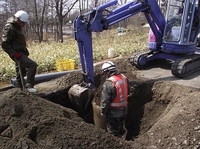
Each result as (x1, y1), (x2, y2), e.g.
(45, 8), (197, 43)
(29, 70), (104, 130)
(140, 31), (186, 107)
(31, 0), (46, 42)
(0, 0), (147, 42)
(78, 0), (90, 13)
(55, 0), (78, 42)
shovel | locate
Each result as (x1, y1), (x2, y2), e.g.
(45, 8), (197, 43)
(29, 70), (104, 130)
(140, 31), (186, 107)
(15, 59), (26, 91)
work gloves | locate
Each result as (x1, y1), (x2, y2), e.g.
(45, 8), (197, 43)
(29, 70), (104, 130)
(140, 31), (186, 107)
(14, 52), (21, 60)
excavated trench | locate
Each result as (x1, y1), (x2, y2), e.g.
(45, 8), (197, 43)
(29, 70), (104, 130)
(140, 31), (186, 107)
(40, 79), (171, 141)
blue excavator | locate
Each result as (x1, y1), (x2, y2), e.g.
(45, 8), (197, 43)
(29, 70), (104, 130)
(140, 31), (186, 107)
(68, 0), (200, 116)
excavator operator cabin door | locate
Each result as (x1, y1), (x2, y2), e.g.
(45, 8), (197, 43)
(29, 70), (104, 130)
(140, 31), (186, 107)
(163, 0), (199, 45)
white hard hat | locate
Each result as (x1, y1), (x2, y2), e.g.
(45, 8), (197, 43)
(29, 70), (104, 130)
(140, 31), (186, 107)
(101, 61), (116, 73)
(14, 10), (29, 23)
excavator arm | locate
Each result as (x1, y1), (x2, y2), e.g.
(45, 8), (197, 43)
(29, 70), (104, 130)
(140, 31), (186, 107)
(73, 0), (165, 87)
(69, 0), (165, 117)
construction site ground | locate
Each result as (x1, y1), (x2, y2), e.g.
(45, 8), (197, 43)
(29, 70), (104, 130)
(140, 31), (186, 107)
(0, 56), (199, 149)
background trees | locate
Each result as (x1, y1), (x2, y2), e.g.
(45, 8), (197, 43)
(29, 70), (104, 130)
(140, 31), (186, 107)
(0, 0), (165, 42)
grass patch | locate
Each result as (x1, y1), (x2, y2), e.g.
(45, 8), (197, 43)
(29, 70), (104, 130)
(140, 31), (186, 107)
(0, 27), (149, 81)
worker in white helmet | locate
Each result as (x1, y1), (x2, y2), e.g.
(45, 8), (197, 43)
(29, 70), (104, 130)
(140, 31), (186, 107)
(100, 61), (130, 139)
(1, 10), (38, 93)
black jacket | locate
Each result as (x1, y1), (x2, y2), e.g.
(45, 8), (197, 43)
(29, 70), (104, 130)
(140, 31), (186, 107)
(1, 17), (29, 59)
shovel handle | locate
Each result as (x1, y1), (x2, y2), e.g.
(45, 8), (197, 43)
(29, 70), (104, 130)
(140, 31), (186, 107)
(15, 59), (26, 91)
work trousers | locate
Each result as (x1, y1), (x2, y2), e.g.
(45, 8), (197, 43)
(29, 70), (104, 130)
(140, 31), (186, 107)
(106, 114), (127, 137)
(14, 54), (37, 87)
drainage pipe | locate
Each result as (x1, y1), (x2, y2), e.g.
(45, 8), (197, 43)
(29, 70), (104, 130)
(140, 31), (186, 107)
(11, 69), (81, 87)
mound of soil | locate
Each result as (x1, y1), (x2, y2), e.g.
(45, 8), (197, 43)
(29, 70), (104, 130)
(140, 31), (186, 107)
(0, 57), (199, 149)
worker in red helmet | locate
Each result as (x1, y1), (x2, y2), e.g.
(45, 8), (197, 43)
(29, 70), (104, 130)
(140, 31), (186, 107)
(1, 10), (38, 93)
(100, 61), (131, 139)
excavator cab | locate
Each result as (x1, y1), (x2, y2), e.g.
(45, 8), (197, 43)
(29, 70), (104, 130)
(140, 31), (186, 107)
(164, 0), (185, 42)
(132, 0), (200, 77)
(163, 0), (200, 47)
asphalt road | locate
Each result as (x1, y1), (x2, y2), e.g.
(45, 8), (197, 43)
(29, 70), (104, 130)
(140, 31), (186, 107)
(136, 60), (200, 89)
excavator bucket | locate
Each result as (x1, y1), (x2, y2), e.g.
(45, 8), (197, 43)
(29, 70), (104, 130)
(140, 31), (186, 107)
(68, 84), (95, 118)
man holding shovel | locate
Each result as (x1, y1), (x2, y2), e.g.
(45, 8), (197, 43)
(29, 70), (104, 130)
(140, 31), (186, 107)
(1, 10), (37, 93)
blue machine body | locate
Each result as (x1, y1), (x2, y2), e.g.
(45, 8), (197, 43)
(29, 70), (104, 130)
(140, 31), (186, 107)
(73, 0), (200, 87)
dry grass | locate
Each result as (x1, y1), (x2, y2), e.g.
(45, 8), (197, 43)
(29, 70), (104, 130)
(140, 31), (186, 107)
(0, 27), (149, 81)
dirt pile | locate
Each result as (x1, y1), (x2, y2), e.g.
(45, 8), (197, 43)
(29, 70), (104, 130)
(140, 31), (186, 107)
(0, 88), (135, 149)
(0, 57), (199, 149)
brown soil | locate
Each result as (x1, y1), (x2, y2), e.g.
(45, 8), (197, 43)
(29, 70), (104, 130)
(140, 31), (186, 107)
(0, 57), (199, 149)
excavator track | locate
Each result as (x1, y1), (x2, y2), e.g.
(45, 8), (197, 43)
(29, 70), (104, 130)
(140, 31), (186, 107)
(130, 51), (166, 68)
(171, 54), (200, 78)
(130, 51), (150, 68)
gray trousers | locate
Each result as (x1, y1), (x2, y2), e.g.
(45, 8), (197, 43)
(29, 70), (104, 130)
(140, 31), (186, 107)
(14, 54), (37, 87)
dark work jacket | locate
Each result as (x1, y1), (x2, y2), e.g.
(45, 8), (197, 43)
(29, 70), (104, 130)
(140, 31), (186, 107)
(101, 71), (130, 118)
(1, 17), (29, 59)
